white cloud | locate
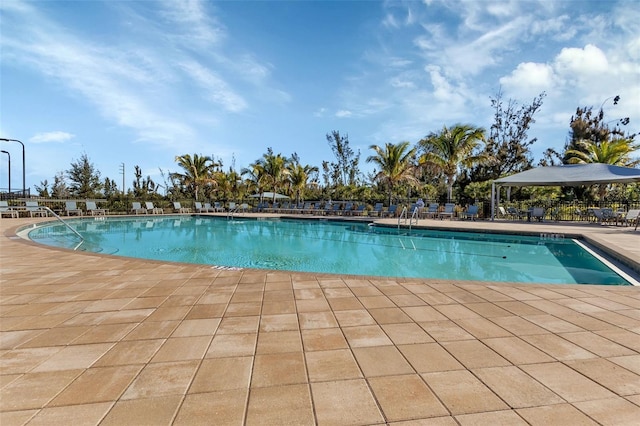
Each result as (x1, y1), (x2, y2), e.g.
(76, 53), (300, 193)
(554, 44), (609, 77)
(335, 110), (353, 118)
(29, 131), (75, 144)
(500, 62), (555, 95)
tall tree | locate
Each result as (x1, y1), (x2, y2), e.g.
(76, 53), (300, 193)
(66, 153), (102, 198)
(256, 148), (290, 202)
(326, 131), (361, 187)
(470, 91), (545, 181)
(132, 165), (159, 198)
(171, 154), (218, 201)
(420, 124), (487, 200)
(366, 141), (417, 206)
(563, 95), (635, 163)
(288, 153), (318, 205)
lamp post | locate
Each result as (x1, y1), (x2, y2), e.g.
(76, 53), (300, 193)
(0, 138), (25, 197)
(1, 150), (10, 194)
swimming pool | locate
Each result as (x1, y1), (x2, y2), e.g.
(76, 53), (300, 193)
(25, 215), (633, 285)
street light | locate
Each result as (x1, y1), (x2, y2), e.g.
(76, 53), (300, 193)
(0, 138), (25, 197)
(1, 150), (10, 194)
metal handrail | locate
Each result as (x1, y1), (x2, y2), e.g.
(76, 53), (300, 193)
(42, 206), (84, 241)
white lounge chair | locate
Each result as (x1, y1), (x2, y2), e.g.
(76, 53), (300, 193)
(131, 202), (147, 214)
(0, 201), (19, 218)
(145, 201), (163, 214)
(25, 201), (48, 217)
(65, 201), (83, 216)
(173, 202), (190, 213)
(86, 201), (107, 216)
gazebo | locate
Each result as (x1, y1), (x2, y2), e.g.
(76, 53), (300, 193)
(491, 164), (640, 220)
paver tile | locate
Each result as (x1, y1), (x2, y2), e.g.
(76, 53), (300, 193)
(301, 328), (348, 351)
(516, 403), (598, 425)
(473, 366), (564, 408)
(520, 362), (615, 402)
(305, 349), (362, 382)
(251, 352), (306, 387)
(246, 384), (314, 425)
(352, 346), (414, 377)
(566, 358), (640, 396)
(311, 379), (384, 425)
(173, 389), (247, 426)
(369, 374), (448, 421)
(574, 397), (640, 426)
(423, 370), (507, 415)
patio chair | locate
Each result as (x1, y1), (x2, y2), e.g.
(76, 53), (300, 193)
(383, 204), (398, 218)
(352, 204), (366, 216)
(86, 201), (107, 216)
(438, 203), (456, 220)
(0, 201), (19, 218)
(131, 202), (147, 214)
(25, 201), (48, 217)
(213, 202), (225, 212)
(145, 202), (163, 214)
(64, 201), (83, 216)
(530, 207), (545, 222)
(621, 209), (639, 227)
(506, 207), (527, 220)
(424, 203), (439, 219)
(370, 203), (384, 217)
(460, 205), (479, 220)
(173, 202), (190, 214)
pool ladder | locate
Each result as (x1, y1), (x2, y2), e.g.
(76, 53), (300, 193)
(398, 206), (419, 229)
(42, 206), (84, 243)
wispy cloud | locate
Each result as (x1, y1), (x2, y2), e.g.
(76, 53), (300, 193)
(179, 60), (247, 112)
(29, 131), (75, 144)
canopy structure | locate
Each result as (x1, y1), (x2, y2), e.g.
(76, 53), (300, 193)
(494, 164), (640, 187)
(249, 192), (289, 200)
(491, 164), (640, 219)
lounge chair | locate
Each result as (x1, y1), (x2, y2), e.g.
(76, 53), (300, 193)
(460, 205), (479, 220)
(592, 208), (615, 224)
(438, 203), (455, 220)
(228, 202), (237, 212)
(239, 203), (249, 213)
(370, 203), (384, 217)
(86, 201), (107, 216)
(213, 202), (225, 212)
(424, 203), (439, 219)
(64, 201), (83, 216)
(506, 207), (527, 220)
(145, 202), (163, 214)
(25, 201), (48, 217)
(352, 204), (366, 216)
(0, 201), (19, 218)
(173, 202), (190, 214)
(131, 202), (147, 215)
(341, 202), (353, 216)
(530, 207), (545, 222)
(622, 209), (640, 227)
(383, 204), (398, 218)
(204, 202), (218, 213)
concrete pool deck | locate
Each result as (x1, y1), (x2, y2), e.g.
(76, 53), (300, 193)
(1, 215), (639, 425)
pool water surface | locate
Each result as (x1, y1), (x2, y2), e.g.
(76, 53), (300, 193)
(26, 216), (632, 285)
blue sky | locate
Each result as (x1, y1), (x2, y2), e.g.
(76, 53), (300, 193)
(1, 0), (639, 193)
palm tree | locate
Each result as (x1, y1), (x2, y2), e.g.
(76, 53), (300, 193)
(241, 162), (267, 201)
(288, 161), (319, 205)
(171, 154), (218, 201)
(419, 124), (487, 201)
(565, 138), (640, 200)
(366, 141), (417, 206)
(257, 148), (290, 203)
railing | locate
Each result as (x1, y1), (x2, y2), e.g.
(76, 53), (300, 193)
(42, 206), (84, 242)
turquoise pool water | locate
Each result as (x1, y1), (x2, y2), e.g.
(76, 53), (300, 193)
(26, 216), (632, 285)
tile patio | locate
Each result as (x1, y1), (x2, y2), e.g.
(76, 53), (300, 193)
(1, 215), (639, 425)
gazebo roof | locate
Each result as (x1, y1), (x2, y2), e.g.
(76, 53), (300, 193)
(494, 164), (640, 187)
